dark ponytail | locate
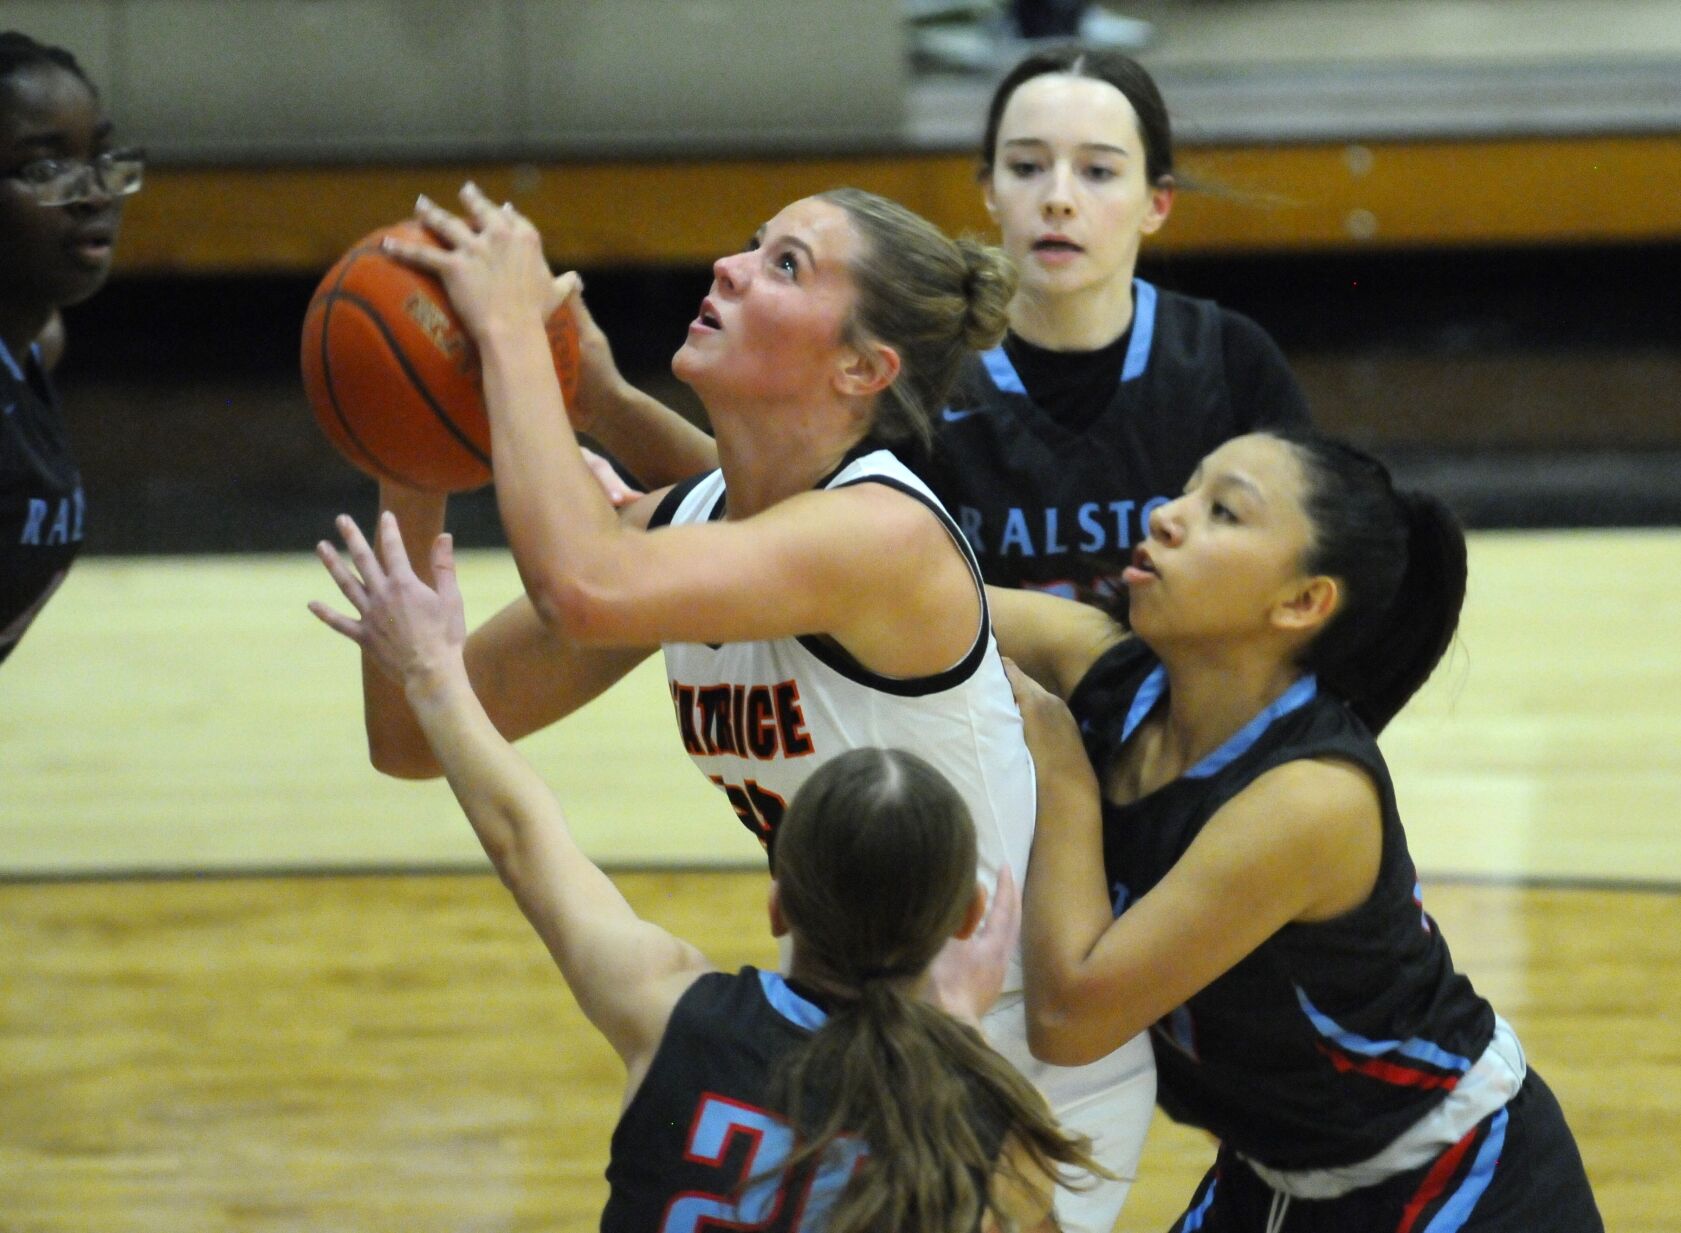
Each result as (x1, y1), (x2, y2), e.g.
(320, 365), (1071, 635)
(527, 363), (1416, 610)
(1278, 431), (1468, 734)
(763, 749), (1101, 1233)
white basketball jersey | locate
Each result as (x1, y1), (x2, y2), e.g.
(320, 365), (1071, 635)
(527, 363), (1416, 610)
(648, 449), (1157, 1232)
(648, 448), (1035, 903)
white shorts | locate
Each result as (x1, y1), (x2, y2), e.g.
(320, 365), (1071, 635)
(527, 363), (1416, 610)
(985, 990), (1156, 1233)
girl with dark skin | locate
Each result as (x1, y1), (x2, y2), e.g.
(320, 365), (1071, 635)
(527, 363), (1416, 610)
(0, 32), (141, 664)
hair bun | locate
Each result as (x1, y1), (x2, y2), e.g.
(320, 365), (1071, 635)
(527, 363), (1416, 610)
(956, 238), (1016, 351)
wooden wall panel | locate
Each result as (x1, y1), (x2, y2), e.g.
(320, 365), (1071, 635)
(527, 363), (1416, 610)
(113, 134), (1681, 276)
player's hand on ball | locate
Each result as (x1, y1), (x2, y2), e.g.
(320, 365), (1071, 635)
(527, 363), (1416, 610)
(309, 511), (468, 692)
(550, 271), (630, 432)
(385, 182), (553, 343)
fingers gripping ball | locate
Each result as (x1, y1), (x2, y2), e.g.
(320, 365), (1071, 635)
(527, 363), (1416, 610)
(301, 221), (581, 493)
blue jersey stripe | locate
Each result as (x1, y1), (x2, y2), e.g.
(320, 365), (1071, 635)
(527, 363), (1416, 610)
(1423, 1108), (1507, 1232)
(1295, 986), (1475, 1073)
(757, 969), (827, 1031)
(1122, 666), (1319, 779)
(1176, 1174), (1218, 1231)
(0, 338), (24, 383)
(980, 344), (1027, 395)
(1121, 279), (1157, 382)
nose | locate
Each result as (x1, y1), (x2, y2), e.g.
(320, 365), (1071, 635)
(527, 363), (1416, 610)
(1147, 497), (1185, 546)
(712, 250), (750, 294)
(1041, 161), (1076, 221)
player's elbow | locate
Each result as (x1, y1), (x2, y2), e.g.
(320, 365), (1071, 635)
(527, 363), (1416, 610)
(527, 572), (626, 647)
(1024, 980), (1117, 1067)
(366, 728), (444, 780)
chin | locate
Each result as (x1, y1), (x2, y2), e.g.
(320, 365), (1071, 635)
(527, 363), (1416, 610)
(55, 266), (114, 308)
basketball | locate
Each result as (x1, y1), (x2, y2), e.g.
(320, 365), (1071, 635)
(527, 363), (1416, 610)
(300, 220), (582, 493)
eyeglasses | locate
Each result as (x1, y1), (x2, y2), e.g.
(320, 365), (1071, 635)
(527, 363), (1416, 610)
(5, 147), (145, 207)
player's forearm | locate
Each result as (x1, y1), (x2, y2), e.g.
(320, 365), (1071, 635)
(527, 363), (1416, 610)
(476, 322), (627, 624)
(1020, 752), (1116, 1063)
(585, 384), (717, 489)
(405, 657), (577, 886)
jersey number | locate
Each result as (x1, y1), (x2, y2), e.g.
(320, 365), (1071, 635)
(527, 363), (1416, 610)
(661, 1093), (867, 1233)
(709, 776), (788, 844)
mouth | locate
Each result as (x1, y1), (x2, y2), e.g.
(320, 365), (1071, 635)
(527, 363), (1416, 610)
(691, 296), (723, 332)
(1031, 235), (1084, 255)
(1122, 544), (1159, 587)
(66, 227), (117, 265)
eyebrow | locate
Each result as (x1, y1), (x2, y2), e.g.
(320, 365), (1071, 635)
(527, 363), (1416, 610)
(1213, 472), (1266, 505)
(13, 118), (115, 153)
(1001, 137), (1131, 158)
(1185, 467), (1266, 506)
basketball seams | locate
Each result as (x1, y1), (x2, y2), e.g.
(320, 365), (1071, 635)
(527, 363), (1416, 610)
(301, 221), (579, 493)
(308, 274), (413, 487)
(330, 285), (493, 471)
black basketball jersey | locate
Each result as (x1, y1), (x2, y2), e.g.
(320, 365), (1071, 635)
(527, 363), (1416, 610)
(922, 281), (1309, 597)
(1067, 639), (1495, 1171)
(1, 339), (84, 666)
(603, 967), (1005, 1233)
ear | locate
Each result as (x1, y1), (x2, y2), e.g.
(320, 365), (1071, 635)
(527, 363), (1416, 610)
(834, 340), (902, 401)
(1272, 574), (1339, 635)
(982, 174), (999, 221)
(950, 882), (988, 941)
(1139, 177), (1176, 237)
(767, 880), (790, 939)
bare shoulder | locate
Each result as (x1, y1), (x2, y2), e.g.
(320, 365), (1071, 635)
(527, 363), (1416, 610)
(1219, 757), (1384, 919)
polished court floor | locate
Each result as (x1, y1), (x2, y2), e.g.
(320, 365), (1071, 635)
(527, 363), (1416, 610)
(3, 530), (1678, 1230)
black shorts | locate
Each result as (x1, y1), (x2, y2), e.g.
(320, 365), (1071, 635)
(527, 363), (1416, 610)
(1169, 1070), (1603, 1233)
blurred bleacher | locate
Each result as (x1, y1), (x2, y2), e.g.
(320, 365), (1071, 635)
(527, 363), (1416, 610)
(19, 0), (1681, 550)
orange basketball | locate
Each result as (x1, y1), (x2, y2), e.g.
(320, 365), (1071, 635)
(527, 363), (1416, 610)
(300, 220), (581, 493)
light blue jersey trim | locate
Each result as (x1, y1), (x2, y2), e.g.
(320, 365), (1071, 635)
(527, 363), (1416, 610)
(757, 969), (828, 1032)
(1122, 667), (1319, 780)
(979, 277), (1158, 396)
(1295, 986), (1475, 1073)
(980, 344), (1026, 395)
(1423, 1107), (1507, 1232)
(1121, 279), (1157, 382)
(0, 338), (25, 383)
(1177, 1176), (1218, 1231)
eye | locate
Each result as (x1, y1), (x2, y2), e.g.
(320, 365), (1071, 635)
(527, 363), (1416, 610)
(17, 159), (65, 186)
(743, 235), (761, 253)
(1083, 164), (1118, 183)
(1211, 501), (1238, 523)
(1006, 159), (1043, 179)
(774, 249), (800, 278)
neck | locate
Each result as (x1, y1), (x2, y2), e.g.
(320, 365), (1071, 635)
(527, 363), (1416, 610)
(707, 397), (868, 518)
(1008, 271), (1137, 352)
(1148, 641), (1309, 777)
(786, 955), (928, 1006)
(0, 306), (52, 363)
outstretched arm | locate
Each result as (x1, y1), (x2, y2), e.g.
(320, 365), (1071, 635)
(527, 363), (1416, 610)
(311, 512), (711, 1071)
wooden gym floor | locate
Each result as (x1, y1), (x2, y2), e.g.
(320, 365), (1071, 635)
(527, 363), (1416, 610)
(3, 529), (1679, 1230)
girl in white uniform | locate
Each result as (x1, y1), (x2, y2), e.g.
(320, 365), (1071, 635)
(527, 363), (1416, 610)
(324, 183), (1153, 1231)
